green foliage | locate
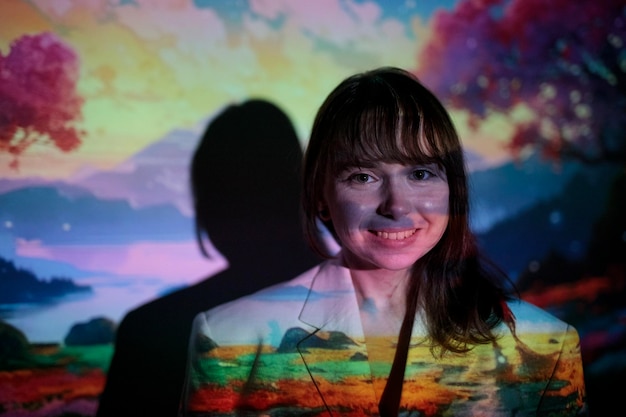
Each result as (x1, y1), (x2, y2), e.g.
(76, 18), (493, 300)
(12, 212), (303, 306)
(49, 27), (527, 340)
(64, 317), (116, 346)
(196, 351), (372, 387)
(0, 320), (114, 372)
(0, 320), (32, 369)
(0, 256), (91, 304)
(59, 345), (114, 371)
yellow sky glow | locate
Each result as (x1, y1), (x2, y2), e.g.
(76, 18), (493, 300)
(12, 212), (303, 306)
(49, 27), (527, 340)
(0, 0), (513, 179)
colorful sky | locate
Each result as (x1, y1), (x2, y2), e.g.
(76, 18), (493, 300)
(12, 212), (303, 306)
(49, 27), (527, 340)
(1, 1), (618, 348)
(0, 0), (513, 179)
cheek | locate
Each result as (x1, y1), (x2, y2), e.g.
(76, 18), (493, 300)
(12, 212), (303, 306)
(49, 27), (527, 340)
(429, 189), (450, 238)
(329, 199), (368, 231)
(415, 187), (450, 217)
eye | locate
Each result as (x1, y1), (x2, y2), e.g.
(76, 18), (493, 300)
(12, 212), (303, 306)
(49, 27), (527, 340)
(349, 173), (374, 184)
(410, 169), (433, 181)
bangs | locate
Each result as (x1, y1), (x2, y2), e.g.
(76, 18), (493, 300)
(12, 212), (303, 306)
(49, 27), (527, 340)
(326, 87), (457, 174)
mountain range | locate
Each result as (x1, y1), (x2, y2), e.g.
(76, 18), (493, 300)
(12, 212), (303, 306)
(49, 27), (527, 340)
(0, 121), (620, 284)
(476, 165), (620, 279)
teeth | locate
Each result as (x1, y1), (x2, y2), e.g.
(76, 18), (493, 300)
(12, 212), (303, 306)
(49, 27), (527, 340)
(376, 229), (416, 240)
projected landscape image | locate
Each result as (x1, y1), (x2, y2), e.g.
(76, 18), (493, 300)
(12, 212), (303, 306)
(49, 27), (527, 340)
(1, 0), (624, 416)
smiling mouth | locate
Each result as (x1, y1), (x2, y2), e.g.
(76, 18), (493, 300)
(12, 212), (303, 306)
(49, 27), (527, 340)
(374, 229), (417, 240)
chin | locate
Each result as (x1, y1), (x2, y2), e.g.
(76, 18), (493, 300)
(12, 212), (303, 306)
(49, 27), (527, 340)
(370, 254), (423, 272)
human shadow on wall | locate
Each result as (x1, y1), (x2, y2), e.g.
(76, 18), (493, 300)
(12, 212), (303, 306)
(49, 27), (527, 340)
(96, 99), (321, 417)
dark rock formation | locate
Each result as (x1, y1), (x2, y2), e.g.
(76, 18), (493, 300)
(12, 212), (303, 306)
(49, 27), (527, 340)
(64, 317), (116, 346)
(277, 327), (356, 353)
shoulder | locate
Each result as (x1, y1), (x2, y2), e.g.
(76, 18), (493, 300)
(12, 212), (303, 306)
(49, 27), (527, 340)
(191, 263), (326, 345)
(208, 262), (321, 314)
(505, 299), (581, 346)
(502, 300), (586, 412)
(507, 299), (572, 330)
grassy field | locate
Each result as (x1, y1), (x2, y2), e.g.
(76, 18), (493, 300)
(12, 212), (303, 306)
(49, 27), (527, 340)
(0, 344), (112, 416)
(187, 332), (585, 416)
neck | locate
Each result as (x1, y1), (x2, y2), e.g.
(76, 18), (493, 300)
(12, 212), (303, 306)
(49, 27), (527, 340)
(345, 258), (410, 337)
(351, 268), (409, 308)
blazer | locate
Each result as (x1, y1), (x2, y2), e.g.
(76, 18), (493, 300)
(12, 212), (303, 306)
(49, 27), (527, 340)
(182, 258), (587, 416)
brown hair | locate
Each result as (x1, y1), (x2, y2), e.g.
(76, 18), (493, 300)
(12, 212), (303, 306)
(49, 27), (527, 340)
(302, 67), (509, 355)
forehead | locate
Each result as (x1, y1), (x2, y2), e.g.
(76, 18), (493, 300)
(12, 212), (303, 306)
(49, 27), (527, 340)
(326, 129), (442, 175)
(325, 94), (448, 166)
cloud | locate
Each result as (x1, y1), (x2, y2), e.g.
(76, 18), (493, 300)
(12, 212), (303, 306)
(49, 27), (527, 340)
(116, 0), (227, 52)
(6, 0), (424, 178)
(15, 238), (225, 282)
(248, 0), (417, 64)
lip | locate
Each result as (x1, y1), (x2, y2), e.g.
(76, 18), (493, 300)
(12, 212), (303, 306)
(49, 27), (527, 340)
(369, 228), (417, 241)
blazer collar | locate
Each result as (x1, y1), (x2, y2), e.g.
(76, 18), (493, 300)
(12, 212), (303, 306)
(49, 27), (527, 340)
(297, 256), (365, 340)
(296, 257), (428, 339)
(296, 257), (380, 414)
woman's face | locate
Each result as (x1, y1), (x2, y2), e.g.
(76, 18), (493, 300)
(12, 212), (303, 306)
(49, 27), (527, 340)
(322, 161), (449, 273)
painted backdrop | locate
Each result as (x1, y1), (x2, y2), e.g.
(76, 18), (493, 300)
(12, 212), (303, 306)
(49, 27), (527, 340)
(1, 0), (624, 416)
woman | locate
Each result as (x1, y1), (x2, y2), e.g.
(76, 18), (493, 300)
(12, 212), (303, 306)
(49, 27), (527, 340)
(182, 68), (587, 416)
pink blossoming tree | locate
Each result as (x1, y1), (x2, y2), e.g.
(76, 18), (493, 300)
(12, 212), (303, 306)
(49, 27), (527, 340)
(416, 0), (626, 164)
(0, 32), (84, 168)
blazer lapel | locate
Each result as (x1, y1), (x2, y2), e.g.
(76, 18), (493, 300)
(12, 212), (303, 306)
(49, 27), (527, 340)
(296, 259), (380, 414)
(298, 259), (362, 335)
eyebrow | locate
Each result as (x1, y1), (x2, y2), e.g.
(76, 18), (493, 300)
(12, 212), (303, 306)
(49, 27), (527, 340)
(336, 159), (444, 173)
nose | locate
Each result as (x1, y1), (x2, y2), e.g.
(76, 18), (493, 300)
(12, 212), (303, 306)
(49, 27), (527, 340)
(377, 180), (411, 219)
